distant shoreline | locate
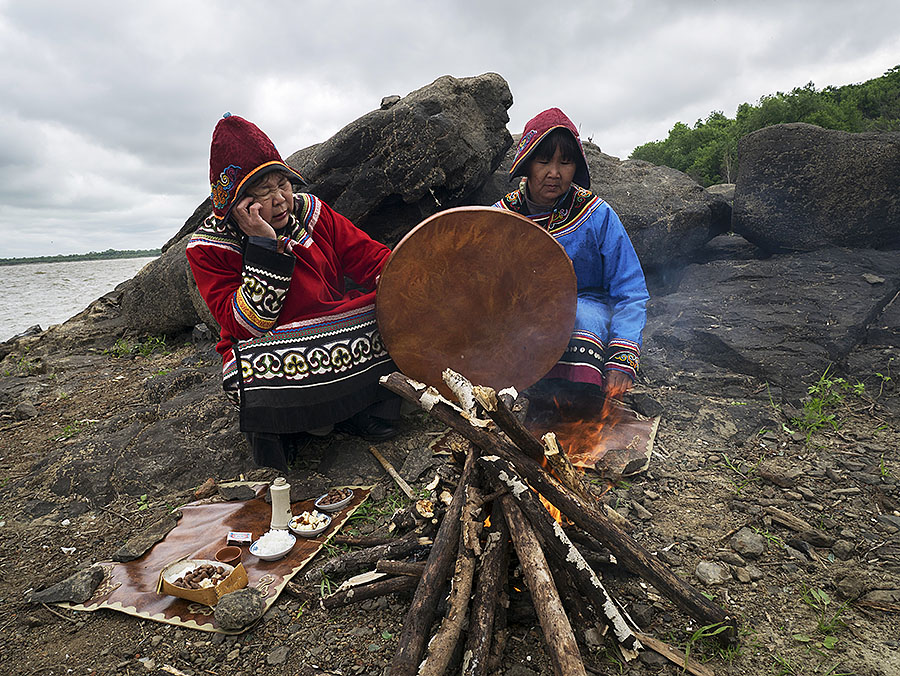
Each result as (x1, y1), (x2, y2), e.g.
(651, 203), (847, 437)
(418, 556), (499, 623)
(0, 249), (160, 266)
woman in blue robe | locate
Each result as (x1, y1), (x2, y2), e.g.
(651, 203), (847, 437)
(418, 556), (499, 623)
(493, 108), (649, 396)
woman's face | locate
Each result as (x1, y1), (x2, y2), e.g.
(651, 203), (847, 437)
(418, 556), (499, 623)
(245, 173), (294, 229)
(526, 146), (576, 207)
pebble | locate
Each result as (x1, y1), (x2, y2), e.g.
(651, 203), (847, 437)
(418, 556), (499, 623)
(695, 560), (730, 586)
(717, 550), (746, 567)
(734, 567), (752, 583)
(730, 527), (766, 559)
(266, 646), (289, 665)
(832, 539), (856, 560)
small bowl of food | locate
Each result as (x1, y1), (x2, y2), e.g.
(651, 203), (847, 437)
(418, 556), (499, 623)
(249, 530), (296, 561)
(215, 545), (242, 566)
(289, 510), (332, 538)
(314, 488), (354, 513)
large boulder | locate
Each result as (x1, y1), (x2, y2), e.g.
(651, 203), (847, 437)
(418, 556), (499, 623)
(732, 123), (900, 253)
(642, 246), (900, 397)
(117, 74), (513, 337)
(287, 72), (513, 245)
(473, 139), (731, 272)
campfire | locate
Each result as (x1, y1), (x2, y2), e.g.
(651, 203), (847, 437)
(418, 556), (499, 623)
(306, 369), (736, 676)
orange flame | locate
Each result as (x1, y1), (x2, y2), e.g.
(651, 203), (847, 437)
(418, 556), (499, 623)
(548, 383), (628, 467)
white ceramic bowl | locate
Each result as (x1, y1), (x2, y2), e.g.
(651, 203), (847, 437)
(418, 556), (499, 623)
(314, 488), (354, 513)
(289, 511), (332, 538)
(249, 532), (296, 561)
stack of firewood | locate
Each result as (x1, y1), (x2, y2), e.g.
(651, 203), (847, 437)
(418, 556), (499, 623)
(307, 370), (739, 676)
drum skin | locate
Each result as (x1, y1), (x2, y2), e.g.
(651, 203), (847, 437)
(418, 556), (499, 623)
(376, 206), (577, 399)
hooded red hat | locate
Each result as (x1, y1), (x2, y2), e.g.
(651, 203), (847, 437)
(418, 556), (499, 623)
(208, 113), (306, 220)
(509, 107), (591, 188)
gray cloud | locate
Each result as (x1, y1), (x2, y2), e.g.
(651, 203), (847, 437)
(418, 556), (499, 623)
(1, 0), (898, 257)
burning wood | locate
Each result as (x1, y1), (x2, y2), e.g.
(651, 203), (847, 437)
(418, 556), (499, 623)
(375, 369), (738, 676)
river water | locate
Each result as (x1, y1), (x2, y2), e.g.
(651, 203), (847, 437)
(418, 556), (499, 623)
(0, 257), (158, 342)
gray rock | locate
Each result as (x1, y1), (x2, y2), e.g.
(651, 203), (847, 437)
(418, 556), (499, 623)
(745, 564), (765, 581)
(29, 565), (105, 604)
(143, 368), (207, 405)
(858, 589), (900, 606)
(695, 560), (731, 585)
(730, 527), (766, 559)
(14, 401), (38, 419)
(266, 645), (289, 665)
(706, 183), (735, 204)
(733, 123), (900, 253)
(218, 484), (257, 501)
(643, 247), (900, 395)
(832, 539), (856, 560)
(876, 514), (900, 531)
(717, 550), (746, 567)
(288, 73), (513, 247)
(113, 512), (182, 562)
(734, 567), (752, 583)
(380, 95), (400, 109)
(214, 589), (267, 630)
(473, 138), (731, 272)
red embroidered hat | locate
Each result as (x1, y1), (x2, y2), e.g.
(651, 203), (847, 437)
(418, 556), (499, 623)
(509, 107), (591, 188)
(208, 113), (306, 220)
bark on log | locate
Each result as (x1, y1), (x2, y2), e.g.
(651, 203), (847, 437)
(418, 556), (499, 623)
(320, 575), (417, 609)
(334, 535), (398, 547)
(390, 442), (477, 676)
(380, 371), (737, 644)
(305, 526), (430, 582)
(500, 496), (588, 676)
(481, 455), (641, 655)
(376, 560), (426, 577)
(463, 500), (510, 676)
(417, 485), (484, 676)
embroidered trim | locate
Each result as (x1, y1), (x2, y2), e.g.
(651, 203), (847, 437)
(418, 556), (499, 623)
(211, 164), (241, 212)
(604, 339), (641, 379)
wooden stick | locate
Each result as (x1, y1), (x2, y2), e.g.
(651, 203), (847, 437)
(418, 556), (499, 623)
(334, 535), (399, 547)
(380, 371), (738, 644)
(369, 445), (416, 499)
(463, 500), (509, 676)
(304, 527), (428, 582)
(418, 485), (483, 676)
(481, 455), (641, 655)
(634, 633), (716, 676)
(321, 575), (417, 609)
(500, 496), (588, 676)
(390, 443), (477, 676)
(376, 560), (426, 577)
(472, 383), (545, 459)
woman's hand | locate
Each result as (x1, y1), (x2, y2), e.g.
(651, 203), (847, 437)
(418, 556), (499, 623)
(233, 196), (276, 240)
(604, 370), (633, 399)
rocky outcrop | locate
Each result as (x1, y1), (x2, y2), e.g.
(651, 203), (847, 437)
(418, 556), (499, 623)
(733, 123), (900, 253)
(116, 73), (514, 336)
(473, 140), (731, 272)
(643, 244), (900, 398)
(287, 73), (513, 245)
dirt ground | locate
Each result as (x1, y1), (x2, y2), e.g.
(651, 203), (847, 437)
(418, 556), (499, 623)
(1, 337), (898, 676)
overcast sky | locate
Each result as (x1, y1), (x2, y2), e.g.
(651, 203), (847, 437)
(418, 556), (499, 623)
(1, 1), (898, 258)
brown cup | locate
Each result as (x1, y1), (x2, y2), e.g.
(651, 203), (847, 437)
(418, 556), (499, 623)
(215, 546), (242, 566)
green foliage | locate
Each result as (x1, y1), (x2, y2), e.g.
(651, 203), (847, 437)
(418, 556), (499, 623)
(0, 248), (160, 266)
(137, 494), (150, 511)
(801, 586), (847, 635)
(104, 335), (169, 358)
(630, 65), (900, 185)
(682, 622), (731, 671)
(792, 366), (866, 444)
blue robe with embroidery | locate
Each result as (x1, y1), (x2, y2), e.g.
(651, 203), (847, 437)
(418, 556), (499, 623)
(494, 181), (648, 385)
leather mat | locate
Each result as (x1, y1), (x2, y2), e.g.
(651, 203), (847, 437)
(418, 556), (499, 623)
(59, 486), (370, 633)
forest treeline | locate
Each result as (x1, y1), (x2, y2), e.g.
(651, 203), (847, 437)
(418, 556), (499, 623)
(0, 248), (160, 266)
(630, 65), (900, 186)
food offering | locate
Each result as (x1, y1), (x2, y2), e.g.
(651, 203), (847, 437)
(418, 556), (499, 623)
(157, 558), (248, 606)
(314, 487), (354, 513)
(289, 510), (332, 538)
(249, 529), (297, 561)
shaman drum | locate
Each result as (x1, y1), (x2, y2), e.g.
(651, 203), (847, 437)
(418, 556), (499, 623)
(376, 206), (577, 399)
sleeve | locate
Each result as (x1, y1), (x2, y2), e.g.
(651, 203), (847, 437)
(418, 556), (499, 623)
(187, 235), (295, 340)
(316, 202), (391, 289)
(597, 209), (649, 381)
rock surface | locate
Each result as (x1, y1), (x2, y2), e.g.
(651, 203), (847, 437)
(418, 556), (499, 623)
(214, 588), (267, 630)
(733, 123), (900, 252)
(29, 565), (105, 604)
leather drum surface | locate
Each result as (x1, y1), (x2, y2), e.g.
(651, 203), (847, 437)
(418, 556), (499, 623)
(376, 206), (577, 399)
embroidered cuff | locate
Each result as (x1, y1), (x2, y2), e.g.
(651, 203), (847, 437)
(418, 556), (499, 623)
(604, 339), (641, 381)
